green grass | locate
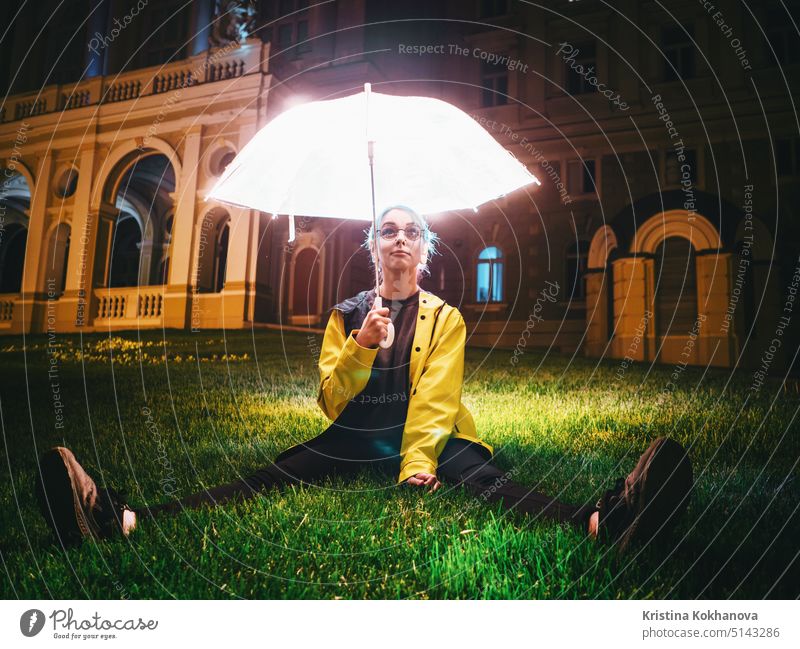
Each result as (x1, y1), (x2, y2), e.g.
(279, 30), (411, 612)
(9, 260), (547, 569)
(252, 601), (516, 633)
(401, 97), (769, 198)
(1, 329), (797, 599)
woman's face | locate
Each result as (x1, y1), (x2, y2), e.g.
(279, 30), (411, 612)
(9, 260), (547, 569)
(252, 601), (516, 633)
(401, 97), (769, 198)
(374, 208), (424, 277)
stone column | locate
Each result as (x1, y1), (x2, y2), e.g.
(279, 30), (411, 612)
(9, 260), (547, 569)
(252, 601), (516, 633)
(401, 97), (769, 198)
(696, 251), (734, 367)
(216, 206), (257, 327)
(610, 256), (654, 362)
(14, 153), (52, 333)
(245, 209), (259, 322)
(164, 127), (201, 329)
(57, 146), (99, 331)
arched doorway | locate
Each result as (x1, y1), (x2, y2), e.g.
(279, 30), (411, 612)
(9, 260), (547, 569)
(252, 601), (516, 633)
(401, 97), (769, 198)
(0, 170), (32, 294)
(97, 152), (176, 288)
(654, 236), (698, 337)
(0, 224), (28, 293)
(196, 209), (231, 293)
(291, 246), (321, 324)
(633, 210), (723, 366)
(108, 216), (142, 287)
(213, 221), (230, 292)
(590, 207), (734, 366)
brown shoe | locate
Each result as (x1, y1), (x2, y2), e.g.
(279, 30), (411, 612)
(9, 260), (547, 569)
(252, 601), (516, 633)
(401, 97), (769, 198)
(596, 437), (693, 554)
(35, 447), (133, 546)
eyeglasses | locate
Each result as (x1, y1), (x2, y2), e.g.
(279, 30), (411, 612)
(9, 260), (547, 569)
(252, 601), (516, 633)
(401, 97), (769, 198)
(379, 225), (423, 241)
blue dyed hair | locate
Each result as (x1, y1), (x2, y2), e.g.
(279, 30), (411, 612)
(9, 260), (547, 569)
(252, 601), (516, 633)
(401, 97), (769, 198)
(361, 204), (440, 281)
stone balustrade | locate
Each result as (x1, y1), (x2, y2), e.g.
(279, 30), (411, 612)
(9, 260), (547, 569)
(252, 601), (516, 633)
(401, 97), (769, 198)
(0, 295), (15, 325)
(94, 286), (164, 327)
(1, 38), (265, 124)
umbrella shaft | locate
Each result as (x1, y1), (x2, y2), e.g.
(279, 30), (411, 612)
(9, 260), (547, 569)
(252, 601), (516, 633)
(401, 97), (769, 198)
(368, 140), (380, 295)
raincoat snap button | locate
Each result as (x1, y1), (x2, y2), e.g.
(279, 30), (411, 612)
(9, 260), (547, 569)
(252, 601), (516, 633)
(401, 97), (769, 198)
(415, 346), (420, 352)
(420, 315), (425, 320)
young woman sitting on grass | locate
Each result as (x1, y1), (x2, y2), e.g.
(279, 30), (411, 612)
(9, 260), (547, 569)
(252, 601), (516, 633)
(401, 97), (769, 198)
(35, 205), (693, 556)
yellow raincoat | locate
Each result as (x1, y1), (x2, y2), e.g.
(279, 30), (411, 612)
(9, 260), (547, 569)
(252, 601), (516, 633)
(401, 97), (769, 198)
(317, 289), (494, 484)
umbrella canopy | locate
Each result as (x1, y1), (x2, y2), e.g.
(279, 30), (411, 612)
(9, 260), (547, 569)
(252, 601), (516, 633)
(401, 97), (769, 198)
(206, 84), (540, 348)
(206, 85), (540, 219)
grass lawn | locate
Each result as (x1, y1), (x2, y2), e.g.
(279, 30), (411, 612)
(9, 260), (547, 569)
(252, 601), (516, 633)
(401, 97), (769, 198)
(1, 328), (797, 599)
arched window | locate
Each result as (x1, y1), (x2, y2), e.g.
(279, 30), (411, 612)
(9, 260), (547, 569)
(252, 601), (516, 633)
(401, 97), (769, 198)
(566, 240), (590, 299)
(655, 237), (697, 336)
(476, 246), (503, 302)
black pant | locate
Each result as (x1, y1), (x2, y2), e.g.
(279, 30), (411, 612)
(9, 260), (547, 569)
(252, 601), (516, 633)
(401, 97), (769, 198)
(135, 427), (597, 531)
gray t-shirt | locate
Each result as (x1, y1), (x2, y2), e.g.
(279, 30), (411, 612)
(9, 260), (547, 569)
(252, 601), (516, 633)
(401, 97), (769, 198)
(332, 289), (420, 456)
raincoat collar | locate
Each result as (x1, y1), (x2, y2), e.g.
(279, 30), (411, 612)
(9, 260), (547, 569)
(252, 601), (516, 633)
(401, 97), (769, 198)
(330, 288), (444, 318)
(329, 288), (447, 393)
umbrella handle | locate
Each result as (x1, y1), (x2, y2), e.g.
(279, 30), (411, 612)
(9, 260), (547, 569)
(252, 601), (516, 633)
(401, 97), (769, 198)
(373, 296), (395, 349)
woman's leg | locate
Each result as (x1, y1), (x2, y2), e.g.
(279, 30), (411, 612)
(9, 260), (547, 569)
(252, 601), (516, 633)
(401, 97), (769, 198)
(135, 432), (363, 520)
(436, 438), (597, 532)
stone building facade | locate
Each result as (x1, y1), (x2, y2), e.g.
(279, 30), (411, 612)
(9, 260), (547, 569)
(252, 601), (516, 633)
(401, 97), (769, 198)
(1, 0), (797, 371)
